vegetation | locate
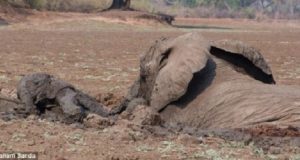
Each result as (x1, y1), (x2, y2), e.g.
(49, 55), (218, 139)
(2, 0), (111, 12)
(160, 0), (300, 19)
(24, 0), (46, 9)
(1, 0), (300, 19)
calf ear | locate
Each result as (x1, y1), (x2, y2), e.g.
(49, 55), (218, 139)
(150, 33), (210, 112)
(45, 78), (75, 99)
(210, 40), (276, 84)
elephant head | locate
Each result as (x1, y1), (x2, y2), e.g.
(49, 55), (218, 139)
(126, 33), (300, 129)
(136, 33), (210, 112)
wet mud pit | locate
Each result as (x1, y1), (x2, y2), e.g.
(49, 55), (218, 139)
(1, 87), (300, 154)
(173, 125), (300, 152)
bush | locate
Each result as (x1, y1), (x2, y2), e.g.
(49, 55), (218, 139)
(131, 0), (153, 12)
(45, 0), (110, 12)
(24, 0), (46, 10)
(2, 0), (27, 8)
(242, 8), (256, 19)
(4, 0), (111, 12)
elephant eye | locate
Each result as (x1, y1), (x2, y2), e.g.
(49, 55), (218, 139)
(159, 48), (172, 70)
(33, 79), (41, 85)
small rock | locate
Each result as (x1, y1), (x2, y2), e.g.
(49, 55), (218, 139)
(177, 134), (202, 145)
(66, 147), (77, 152)
(107, 155), (120, 160)
(269, 146), (282, 155)
(43, 132), (55, 139)
(131, 105), (163, 126)
(0, 88), (17, 99)
(27, 140), (36, 146)
(27, 115), (38, 121)
(276, 154), (290, 160)
(69, 123), (85, 129)
(11, 133), (26, 142)
(143, 125), (170, 137)
(95, 93), (121, 109)
(204, 137), (225, 145)
(119, 111), (131, 120)
(83, 114), (114, 129)
(128, 131), (147, 142)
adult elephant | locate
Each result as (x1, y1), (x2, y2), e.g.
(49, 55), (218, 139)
(120, 32), (300, 129)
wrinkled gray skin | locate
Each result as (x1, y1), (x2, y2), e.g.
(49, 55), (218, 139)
(17, 73), (109, 122)
(123, 33), (300, 129)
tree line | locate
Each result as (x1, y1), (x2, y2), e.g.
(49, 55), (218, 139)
(2, 0), (300, 19)
(162, 0), (300, 18)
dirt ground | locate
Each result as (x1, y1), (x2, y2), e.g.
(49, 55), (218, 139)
(0, 10), (300, 159)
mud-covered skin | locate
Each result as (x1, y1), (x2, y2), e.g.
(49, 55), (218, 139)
(17, 73), (109, 122)
(124, 33), (300, 129)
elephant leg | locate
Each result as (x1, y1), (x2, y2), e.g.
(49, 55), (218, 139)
(17, 91), (36, 115)
(56, 88), (85, 122)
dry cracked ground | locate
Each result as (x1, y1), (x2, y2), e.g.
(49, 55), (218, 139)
(0, 11), (300, 160)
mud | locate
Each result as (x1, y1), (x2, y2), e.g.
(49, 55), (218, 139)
(2, 92), (300, 155)
(99, 10), (174, 25)
(239, 125), (300, 137)
(0, 16), (8, 25)
(0, 101), (26, 121)
(136, 13), (174, 25)
(163, 124), (300, 153)
(95, 92), (123, 110)
(124, 114), (300, 153)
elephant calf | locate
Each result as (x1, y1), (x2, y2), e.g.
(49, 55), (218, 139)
(17, 73), (110, 122)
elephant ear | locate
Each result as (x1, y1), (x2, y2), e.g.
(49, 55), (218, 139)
(45, 77), (75, 100)
(210, 40), (276, 84)
(150, 33), (210, 112)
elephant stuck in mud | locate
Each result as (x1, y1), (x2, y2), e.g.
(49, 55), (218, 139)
(16, 73), (110, 122)
(121, 32), (300, 129)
